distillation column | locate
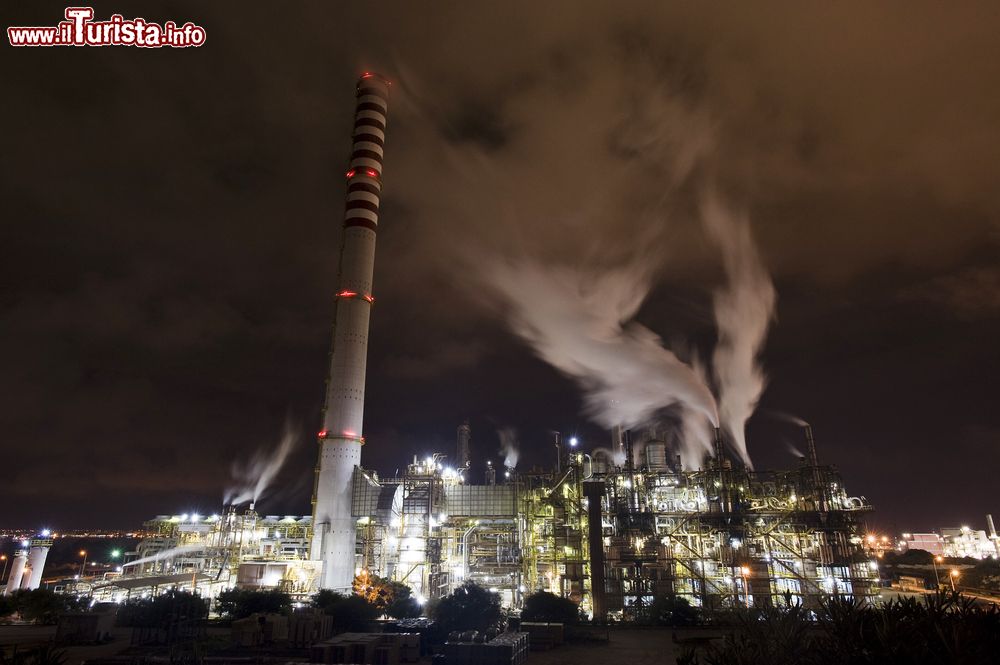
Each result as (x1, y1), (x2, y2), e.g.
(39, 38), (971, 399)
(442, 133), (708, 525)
(311, 73), (390, 590)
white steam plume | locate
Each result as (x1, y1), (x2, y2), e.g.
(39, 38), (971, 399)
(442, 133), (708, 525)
(224, 421), (299, 506)
(701, 190), (776, 467)
(765, 409), (810, 427)
(485, 259), (719, 431)
(497, 426), (520, 468)
(123, 544), (203, 568)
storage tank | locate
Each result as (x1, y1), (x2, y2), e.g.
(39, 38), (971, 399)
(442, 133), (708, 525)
(644, 441), (669, 471)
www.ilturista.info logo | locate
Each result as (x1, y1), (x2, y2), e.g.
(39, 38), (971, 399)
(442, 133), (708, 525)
(8, 7), (206, 48)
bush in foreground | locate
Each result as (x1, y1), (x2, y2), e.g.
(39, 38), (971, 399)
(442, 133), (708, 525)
(679, 592), (1000, 665)
(215, 589), (291, 620)
(312, 590), (379, 633)
(117, 589), (208, 627)
(430, 582), (502, 635)
(521, 591), (580, 624)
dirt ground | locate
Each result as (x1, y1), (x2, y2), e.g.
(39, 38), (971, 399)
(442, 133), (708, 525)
(0, 625), (134, 664)
(531, 628), (728, 665)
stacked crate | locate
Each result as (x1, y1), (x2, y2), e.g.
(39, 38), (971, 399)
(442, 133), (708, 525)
(444, 631), (529, 665)
(310, 631), (420, 665)
(289, 610), (336, 647)
(518, 623), (564, 651)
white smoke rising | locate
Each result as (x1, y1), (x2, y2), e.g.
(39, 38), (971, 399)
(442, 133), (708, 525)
(701, 190), (776, 467)
(497, 426), (520, 468)
(224, 422), (299, 506)
(485, 259), (719, 431)
(766, 409), (810, 427)
(123, 544), (203, 568)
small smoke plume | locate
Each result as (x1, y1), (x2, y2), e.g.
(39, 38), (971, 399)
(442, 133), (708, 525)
(497, 426), (520, 468)
(765, 409), (810, 428)
(485, 259), (719, 432)
(783, 437), (806, 459)
(701, 189), (776, 467)
(224, 421), (299, 506)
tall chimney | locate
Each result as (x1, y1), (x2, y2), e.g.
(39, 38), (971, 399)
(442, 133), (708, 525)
(712, 427), (725, 467)
(311, 72), (390, 591)
(457, 420), (471, 469)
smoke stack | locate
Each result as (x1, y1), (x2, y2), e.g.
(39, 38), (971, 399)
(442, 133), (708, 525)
(804, 425), (819, 468)
(554, 431), (562, 474)
(457, 420), (471, 469)
(311, 72), (390, 591)
(713, 427), (725, 467)
(612, 424), (625, 465)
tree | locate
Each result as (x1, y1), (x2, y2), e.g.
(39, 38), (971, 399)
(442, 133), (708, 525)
(352, 572), (421, 618)
(521, 592), (580, 624)
(431, 583), (502, 635)
(215, 589), (291, 619)
(6, 590), (87, 625)
(312, 590), (379, 633)
(116, 590), (208, 627)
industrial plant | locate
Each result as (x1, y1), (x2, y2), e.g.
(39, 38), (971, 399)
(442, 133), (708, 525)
(4, 73), (881, 619)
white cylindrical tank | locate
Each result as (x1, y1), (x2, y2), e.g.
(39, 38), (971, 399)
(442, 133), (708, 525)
(644, 441), (669, 471)
(4, 551), (28, 595)
(25, 545), (50, 590)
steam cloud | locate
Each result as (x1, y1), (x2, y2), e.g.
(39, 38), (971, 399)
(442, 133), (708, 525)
(123, 544), (203, 568)
(224, 421), (299, 506)
(485, 259), (719, 431)
(701, 190), (776, 467)
(497, 426), (520, 468)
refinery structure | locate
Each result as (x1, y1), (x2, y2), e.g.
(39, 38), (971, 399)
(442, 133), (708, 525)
(6, 74), (881, 617)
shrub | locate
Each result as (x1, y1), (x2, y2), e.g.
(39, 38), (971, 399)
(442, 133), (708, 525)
(215, 589), (291, 620)
(5, 590), (87, 625)
(431, 583), (502, 635)
(116, 589), (208, 627)
(521, 591), (580, 624)
(312, 590), (379, 633)
(682, 591), (1000, 665)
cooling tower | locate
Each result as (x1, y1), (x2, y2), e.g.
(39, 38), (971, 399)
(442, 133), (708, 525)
(310, 73), (390, 590)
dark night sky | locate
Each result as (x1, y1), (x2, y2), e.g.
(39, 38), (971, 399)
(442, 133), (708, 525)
(2, 2), (999, 533)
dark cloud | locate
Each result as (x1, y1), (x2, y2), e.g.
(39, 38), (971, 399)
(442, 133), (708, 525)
(1, 1), (999, 531)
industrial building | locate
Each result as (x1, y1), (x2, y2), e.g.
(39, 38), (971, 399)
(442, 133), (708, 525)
(15, 73), (878, 619)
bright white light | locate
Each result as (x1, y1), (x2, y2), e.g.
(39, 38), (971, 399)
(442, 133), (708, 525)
(387, 536), (399, 546)
(180, 514), (189, 521)
(191, 513), (200, 522)
(731, 538), (742, 548)
(40, 529), (51, 537)
(439, 513), (448, 522)
(489, 587), (499, 593)
(415, 594), (426, 605)
(505, 471), (511, 478)
(569, 437), (578, 447)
